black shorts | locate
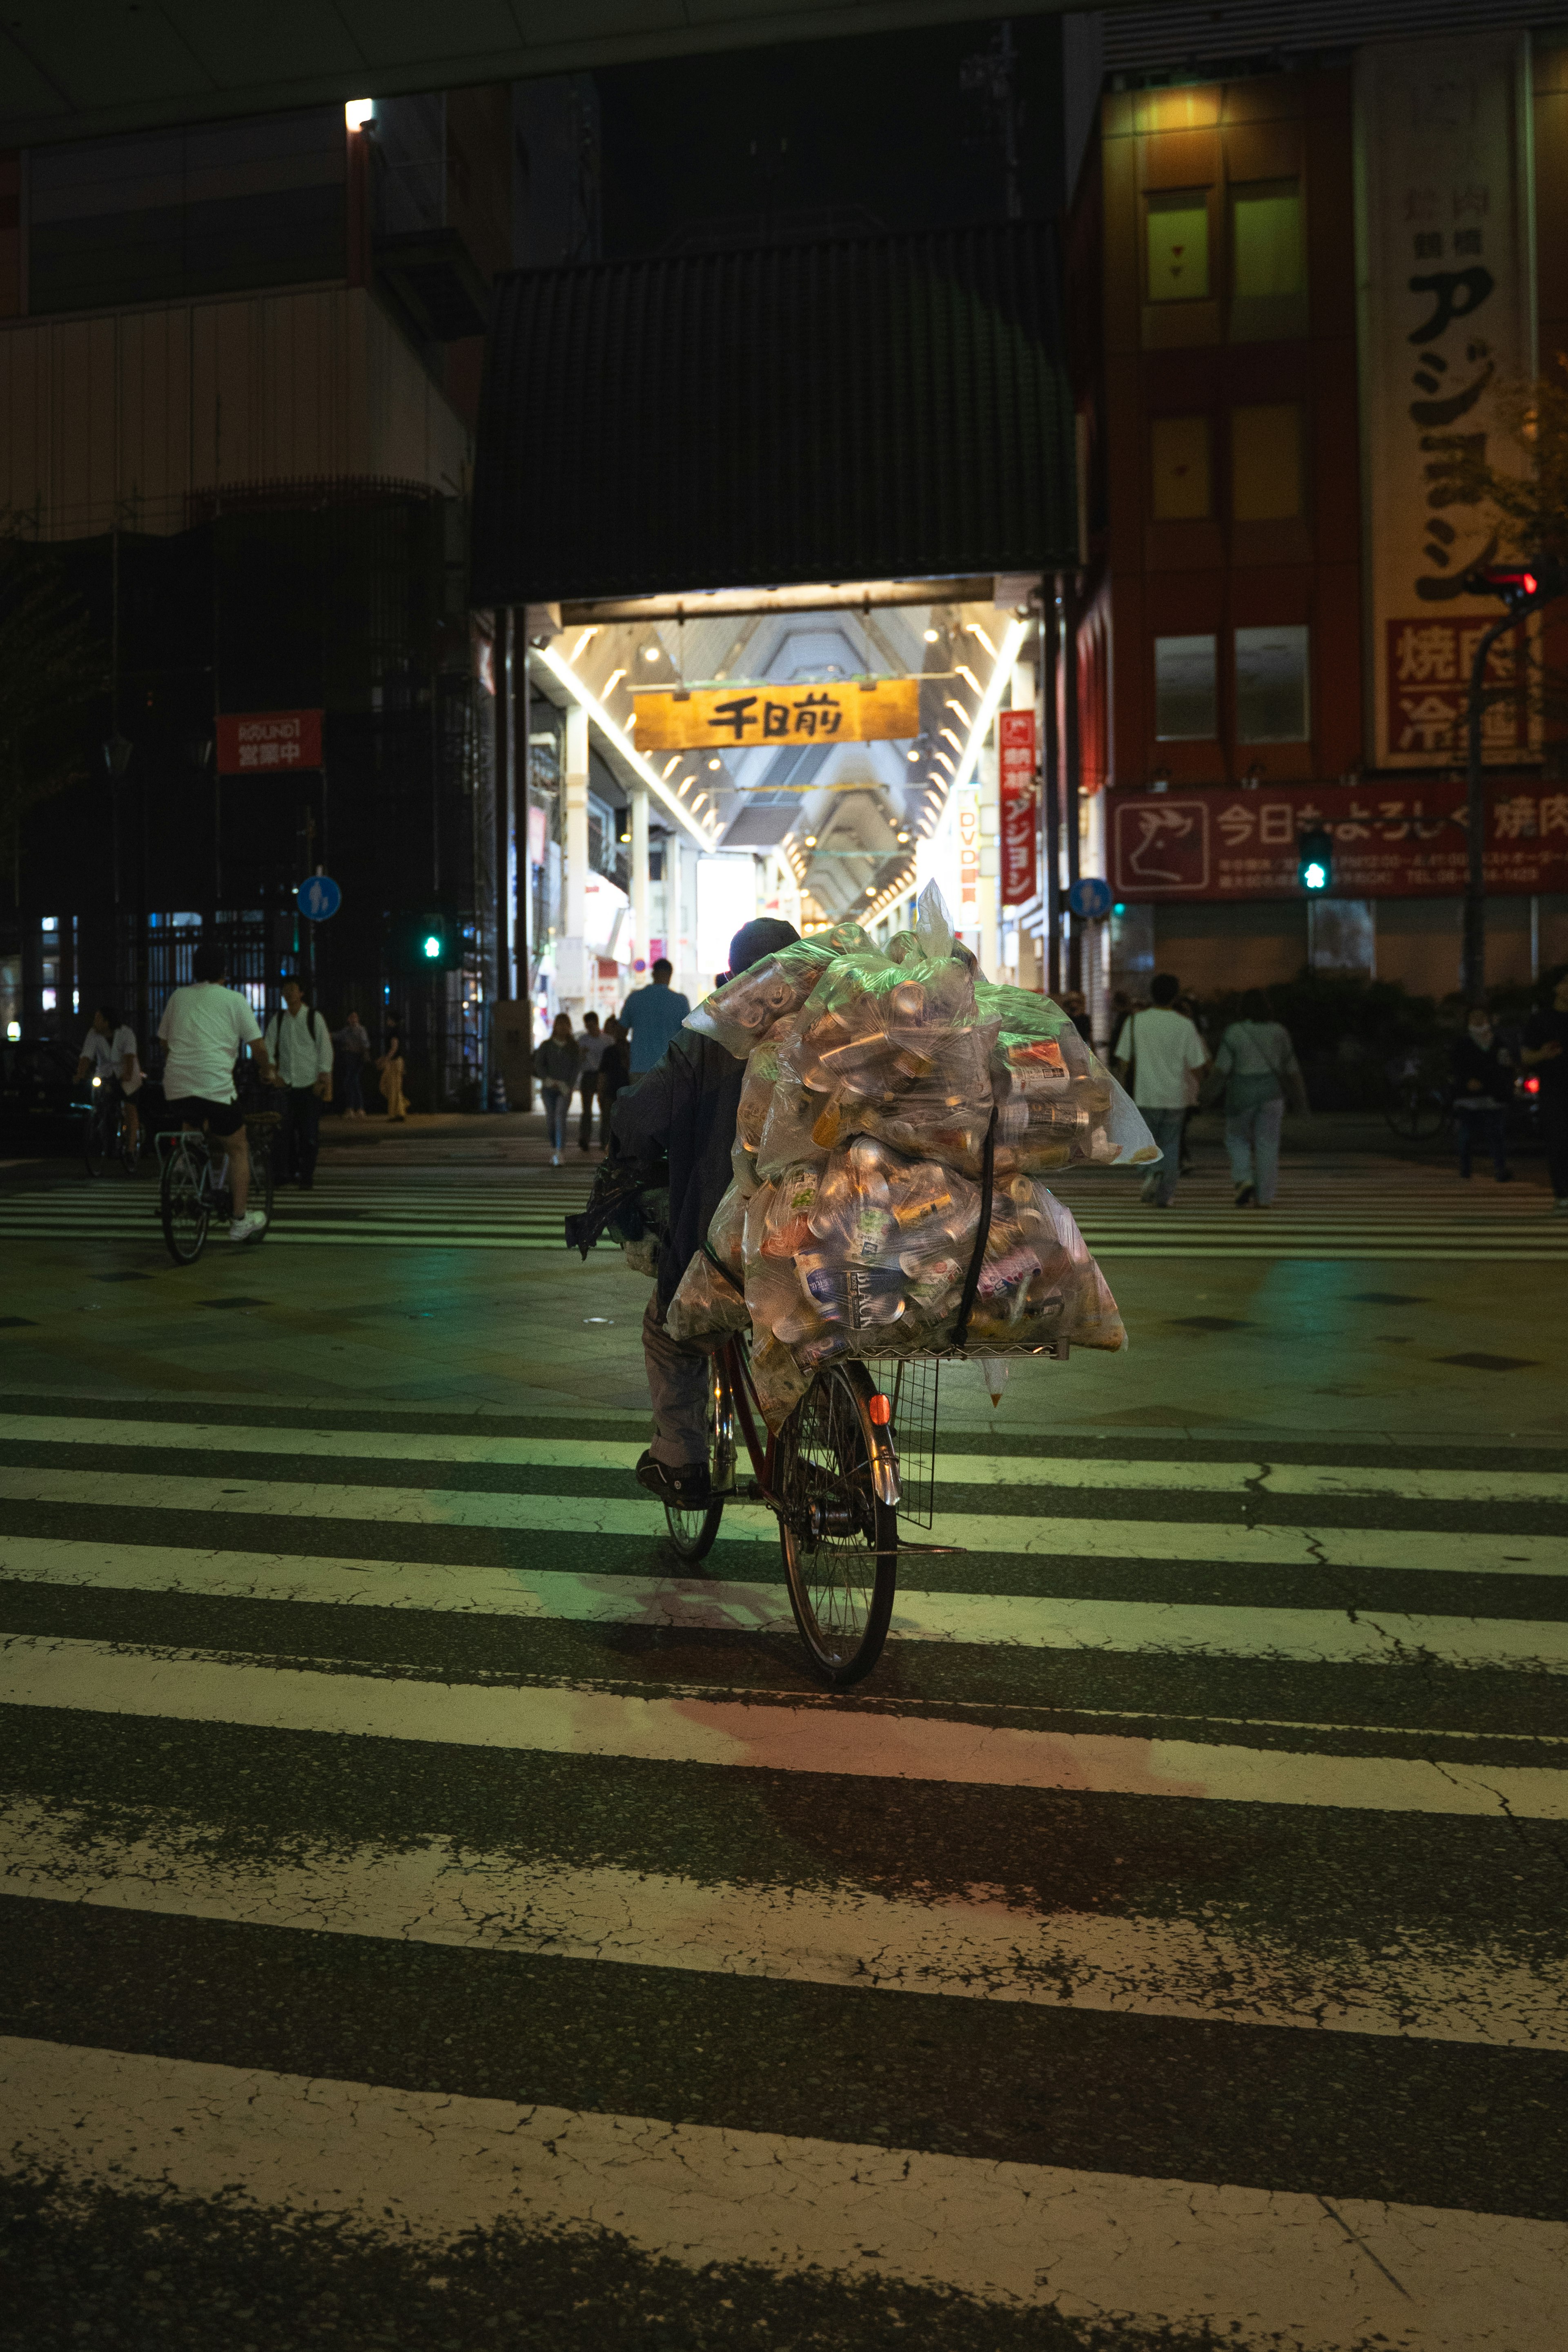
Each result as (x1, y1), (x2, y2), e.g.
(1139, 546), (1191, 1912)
(167, 1095), (245, 1138)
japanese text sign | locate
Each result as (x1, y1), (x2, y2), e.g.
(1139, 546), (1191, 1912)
(1356, 33), (1537, 768)
(635, 677), (920, 751)
(1385, 618), (1528, 760)
(1111, 782), (1568, 900)
(216, 709), (323, 775)
(998, 709), (1037, 906)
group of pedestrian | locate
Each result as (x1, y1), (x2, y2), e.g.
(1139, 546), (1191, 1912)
(1111, 976), (1307, 1209)
(532, 958), (690, 1167)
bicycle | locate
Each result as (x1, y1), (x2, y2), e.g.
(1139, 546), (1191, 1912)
(157, 1111), (278, 1266)
(83, 1083), (143, 1178)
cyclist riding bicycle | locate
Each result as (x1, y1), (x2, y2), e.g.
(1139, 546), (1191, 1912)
(156, 941), (276, 1241)
(75, 1003), (143, 1155)
(610, 916), (800, 1510)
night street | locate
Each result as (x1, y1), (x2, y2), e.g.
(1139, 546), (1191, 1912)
(2, 1122), (1565, 2352)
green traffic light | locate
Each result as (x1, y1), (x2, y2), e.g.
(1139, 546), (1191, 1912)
(423, 934), (441, 959)
(1303, 861), (1328, 891)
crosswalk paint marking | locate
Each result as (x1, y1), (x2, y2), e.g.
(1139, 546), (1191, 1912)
(7, 2037), (1561, 2348)
(6, 1801), (1558, 2048)
(4, 1413), (1564, 1504)
(2, 1467), (1560, 1577)
(4, 1637), (1564, 1816)
(6, 1536), (1566, 1672)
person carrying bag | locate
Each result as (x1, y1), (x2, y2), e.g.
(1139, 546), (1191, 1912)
(1210, 993), (1308, 1207)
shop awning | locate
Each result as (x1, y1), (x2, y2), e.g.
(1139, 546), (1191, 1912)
(472, 220), (1076, 608)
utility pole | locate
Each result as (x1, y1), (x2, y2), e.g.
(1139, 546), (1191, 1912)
(1461, 561), (1564, 1003)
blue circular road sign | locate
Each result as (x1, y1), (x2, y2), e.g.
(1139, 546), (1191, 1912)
(296, 874), (342, 921)
(1066, 875), (1114, 921)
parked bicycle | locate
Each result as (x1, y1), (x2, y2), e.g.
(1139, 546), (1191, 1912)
(83, 1082), (145, 1178)
(157, 1110), (278, 1266)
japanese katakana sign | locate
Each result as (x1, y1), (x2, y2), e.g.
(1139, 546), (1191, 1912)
(634, 677), (920, 751)
(216, 709), (323, 774)
(1111, 783), (1568, 900)
(998, 709), (1037, 906)
(1357, 33), (1538, 771)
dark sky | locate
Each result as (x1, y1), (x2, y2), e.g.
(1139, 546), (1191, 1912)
(594, 16), (1067, 258)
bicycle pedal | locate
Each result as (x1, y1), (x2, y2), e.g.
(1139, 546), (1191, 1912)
(742, 1479), (766, 1505)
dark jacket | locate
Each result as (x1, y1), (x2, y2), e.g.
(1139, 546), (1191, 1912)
(533, 1039), (581, 1093)
(611, 1028), (744, 1308)
(1450, 1031), (1513, 1108)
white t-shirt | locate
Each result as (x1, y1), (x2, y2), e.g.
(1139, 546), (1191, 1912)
(1113, 1006), (1208, 1110)
(158, 983), (262, 1105)
(83, 1025), (142, 1095)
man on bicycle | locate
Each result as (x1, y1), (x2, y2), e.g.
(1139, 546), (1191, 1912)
(611, 916), (799, 1507)
(156, 940), (276, 1241)
(76, 1004), (143, 1157)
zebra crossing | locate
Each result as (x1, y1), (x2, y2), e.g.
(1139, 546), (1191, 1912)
(1, 1155), (1565, 1260)
(2, 1393), (1566, 2348)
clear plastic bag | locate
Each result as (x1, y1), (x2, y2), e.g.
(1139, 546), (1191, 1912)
(684, 940), (838, 1059)
(976, 981), (1158, 1170)
(707, 1177), (748, 1279)
(665, 1249), (751, 1344)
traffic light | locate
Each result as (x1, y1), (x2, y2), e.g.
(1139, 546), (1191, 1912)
(1298, 827), (1332, 893)
(389, 908), (464, 972)
(1467, 559), (1568, 618)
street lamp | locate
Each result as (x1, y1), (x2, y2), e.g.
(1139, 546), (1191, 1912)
(1461, 560), (1566, 1000)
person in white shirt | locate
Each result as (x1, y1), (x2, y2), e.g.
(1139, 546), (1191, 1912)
(263, 975), (334, 1190)
(75, 1004), (143, 1156)
(157, 940), (275, 1240)
(1112, 972), (1210, 1208)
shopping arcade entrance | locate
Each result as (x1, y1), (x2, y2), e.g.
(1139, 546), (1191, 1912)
(470, 220), (1081, 1048)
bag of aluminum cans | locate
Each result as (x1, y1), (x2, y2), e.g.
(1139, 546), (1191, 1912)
(978, 982), (1158, 1175)
(684, 920), (873, 1061)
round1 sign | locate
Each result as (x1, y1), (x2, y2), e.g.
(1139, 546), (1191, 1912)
(297, 874), (342, 922)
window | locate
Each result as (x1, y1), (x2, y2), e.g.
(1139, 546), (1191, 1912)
(1146, 190), (1210, 301)
(1150, 416), (1211, 520)
(1236, 624), (1310, 742)
(1232, 184), (1304, 298)
(1154, 634), (1218, 740)
(1232, 405), (1303, 522)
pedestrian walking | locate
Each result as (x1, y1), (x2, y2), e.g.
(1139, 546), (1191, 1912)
(574, 1010), (610, 1151)
(533, 1013), (581, 1166)
(377, 1021), (408, 1123)
(1113, 974), (1209, 1208)
(264, 976), (334, 1188)
(1521, 965), (1568, 1209)
(334, 1010), (371, 1118)
(1450, 1006), (1515, 1184)
(1211, 992), (1309, 1208)
(599, 1016), (631, 1132)
(619, 958), (691, 1077)
(1059, 989), (1094, 1047)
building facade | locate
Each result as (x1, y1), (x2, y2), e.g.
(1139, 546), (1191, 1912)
(1071, 20), (1568, 1005)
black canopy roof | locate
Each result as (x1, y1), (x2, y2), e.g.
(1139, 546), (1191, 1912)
(471, 219), (1076, 608)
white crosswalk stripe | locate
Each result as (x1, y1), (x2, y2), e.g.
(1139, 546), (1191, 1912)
(2, 1396), (1565, 2346)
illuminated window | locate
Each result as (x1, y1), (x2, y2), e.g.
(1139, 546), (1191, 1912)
(1232, 184), (1305, 298)
(1154, 634), (1217, 740)
(1147, 191), (1210, 302)
(1232, 405), (1303, 522)
(1150, 416), (1211, 520)
(1236, 625), (1310, 742)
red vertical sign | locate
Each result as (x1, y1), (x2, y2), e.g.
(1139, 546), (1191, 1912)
(998, 709), (1037, 905)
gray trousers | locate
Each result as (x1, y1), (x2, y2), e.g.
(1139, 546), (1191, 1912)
(1225, 1097), (1285, 1204)
(1138, 1106), (1187, 1205)
(642, 1291), (713, 1467)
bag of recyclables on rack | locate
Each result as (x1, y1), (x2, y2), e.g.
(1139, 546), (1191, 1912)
(666, 883), (1153, 1426)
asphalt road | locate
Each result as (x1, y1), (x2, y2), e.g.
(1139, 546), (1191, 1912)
(1, 1132), (1565, 2352)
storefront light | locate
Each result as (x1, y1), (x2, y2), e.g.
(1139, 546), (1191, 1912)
(602, 668), (626, 695)
(345, 98), (374, 129)
(939, 728), (962, 752)
(662, 756), (680, 778)
(924, 627), (940, 643)
(947, 614), (1029, 795)
(965, 621), (997, 656)
(956, 664), (983, 696)
(569, 627), (598, 662)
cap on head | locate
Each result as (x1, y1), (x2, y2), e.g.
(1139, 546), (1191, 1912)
(728, 917), (800, 977)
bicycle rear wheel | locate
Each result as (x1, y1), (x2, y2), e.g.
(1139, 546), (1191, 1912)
(662, 1349), (735, 1563)
(776, 1359), (897, 1687)
(160, 1146), (209, 1265)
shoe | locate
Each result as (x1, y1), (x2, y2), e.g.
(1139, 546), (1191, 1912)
(1233, 1181), (1255, 1208)
(551, 1151), (561, 1167)
(635, 1449), (711, 1508)
(229, 1210), (268, 1242)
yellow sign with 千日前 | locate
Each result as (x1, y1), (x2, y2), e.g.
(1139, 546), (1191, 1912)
(634, 676), (921, 751)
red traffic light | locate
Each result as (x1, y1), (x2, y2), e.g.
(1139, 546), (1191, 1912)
(1525, 1073), (1542, 1095)
(1472, 562), (1552, 606)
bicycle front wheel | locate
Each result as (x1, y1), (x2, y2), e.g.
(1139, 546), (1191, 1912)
(662, 1349), (735, 1564)
(160, 1147), (209, 1266)
(776, 1359), (897, 1687)
(83, 1106), (112, 1178)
